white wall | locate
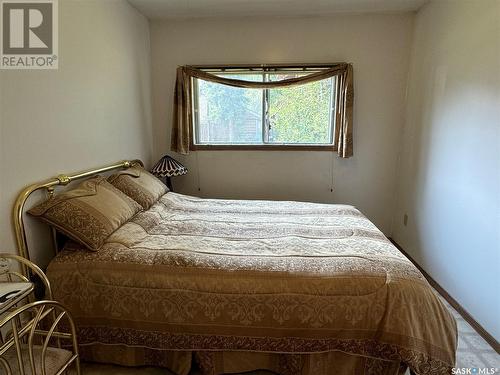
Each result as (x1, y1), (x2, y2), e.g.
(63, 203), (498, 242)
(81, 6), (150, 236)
(150, 14), (413, 234)
(393, 0), (500, 340)
(0, 0), (152, 261)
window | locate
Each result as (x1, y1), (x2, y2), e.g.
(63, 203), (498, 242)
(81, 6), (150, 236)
(192, 68), (336, 149)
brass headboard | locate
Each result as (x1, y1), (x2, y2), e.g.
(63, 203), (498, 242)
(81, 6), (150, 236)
(12, 159), (144, 275)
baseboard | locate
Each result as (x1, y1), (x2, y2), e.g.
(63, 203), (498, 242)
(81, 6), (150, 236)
(389, 237), (500, 354)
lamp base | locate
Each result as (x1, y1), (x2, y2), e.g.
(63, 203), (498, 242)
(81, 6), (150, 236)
(165, 176), (173, 192)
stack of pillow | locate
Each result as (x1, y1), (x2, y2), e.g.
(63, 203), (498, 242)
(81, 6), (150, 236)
(28, 166), (168, 251)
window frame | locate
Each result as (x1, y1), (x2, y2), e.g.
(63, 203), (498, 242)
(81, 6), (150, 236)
(190, 64), (338, 151)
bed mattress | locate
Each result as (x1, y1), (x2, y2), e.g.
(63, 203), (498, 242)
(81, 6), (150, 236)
(47, 192), (457, 374)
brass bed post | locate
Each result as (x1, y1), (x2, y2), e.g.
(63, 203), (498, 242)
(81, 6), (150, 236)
(13, 179), (60, 276)
(12, 159), (144, 276)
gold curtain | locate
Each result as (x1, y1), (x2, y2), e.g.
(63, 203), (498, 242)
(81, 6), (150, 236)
(171, 63), (354, 157)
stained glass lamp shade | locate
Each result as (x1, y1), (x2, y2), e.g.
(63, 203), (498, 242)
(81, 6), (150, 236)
(150, 155), (188, 191)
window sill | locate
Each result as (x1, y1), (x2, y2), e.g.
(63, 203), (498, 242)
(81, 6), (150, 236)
(191, 144), (336, 151)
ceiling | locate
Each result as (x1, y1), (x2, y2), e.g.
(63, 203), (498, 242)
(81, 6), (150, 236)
(127, 0), (428, 19)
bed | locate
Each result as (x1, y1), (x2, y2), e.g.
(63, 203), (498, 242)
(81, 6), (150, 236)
(13, 160), (457, 375)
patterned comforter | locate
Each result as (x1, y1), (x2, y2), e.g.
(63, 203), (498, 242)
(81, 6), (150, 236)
(47, 192), (457, 374)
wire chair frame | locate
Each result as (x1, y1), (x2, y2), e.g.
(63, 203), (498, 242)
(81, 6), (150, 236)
(0, 300), (81, 375)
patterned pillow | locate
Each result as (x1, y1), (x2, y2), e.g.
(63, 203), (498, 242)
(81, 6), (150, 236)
(108, 166), (168, 210)
(28, 176), (142, 251)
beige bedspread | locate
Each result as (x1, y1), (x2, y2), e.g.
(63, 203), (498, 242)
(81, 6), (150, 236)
(47, 192), (457, 374)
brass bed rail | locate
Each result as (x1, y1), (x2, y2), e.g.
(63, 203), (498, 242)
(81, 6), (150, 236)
(12, 159), (144, 275)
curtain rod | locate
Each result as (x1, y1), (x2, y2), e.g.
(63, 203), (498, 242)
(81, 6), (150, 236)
(189, 63), (344, 70)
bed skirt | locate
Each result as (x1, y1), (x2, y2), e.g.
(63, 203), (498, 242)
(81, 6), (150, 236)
(79, 344), (407, 375)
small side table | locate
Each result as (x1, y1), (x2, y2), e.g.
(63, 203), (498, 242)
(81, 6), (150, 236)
(0, 282), (34, 315)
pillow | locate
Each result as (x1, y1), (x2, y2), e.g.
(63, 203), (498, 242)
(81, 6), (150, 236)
(28, 176), (142, 251)
(107, 166), (168, 210)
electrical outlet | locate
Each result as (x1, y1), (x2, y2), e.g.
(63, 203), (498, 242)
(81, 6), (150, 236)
(403, 214), (408, 226)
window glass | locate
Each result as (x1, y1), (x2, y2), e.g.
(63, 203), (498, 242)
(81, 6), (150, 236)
(268, 73), (333, 144)
(193, 70), (335, 146)
(196, 74), (263, 144)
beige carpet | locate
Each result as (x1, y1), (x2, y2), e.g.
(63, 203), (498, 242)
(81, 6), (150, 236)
(81, 293), (499, 374)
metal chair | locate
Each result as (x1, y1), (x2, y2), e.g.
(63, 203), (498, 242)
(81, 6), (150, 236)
(0, 254), (80, 375)
(0, 300), (81, 375)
